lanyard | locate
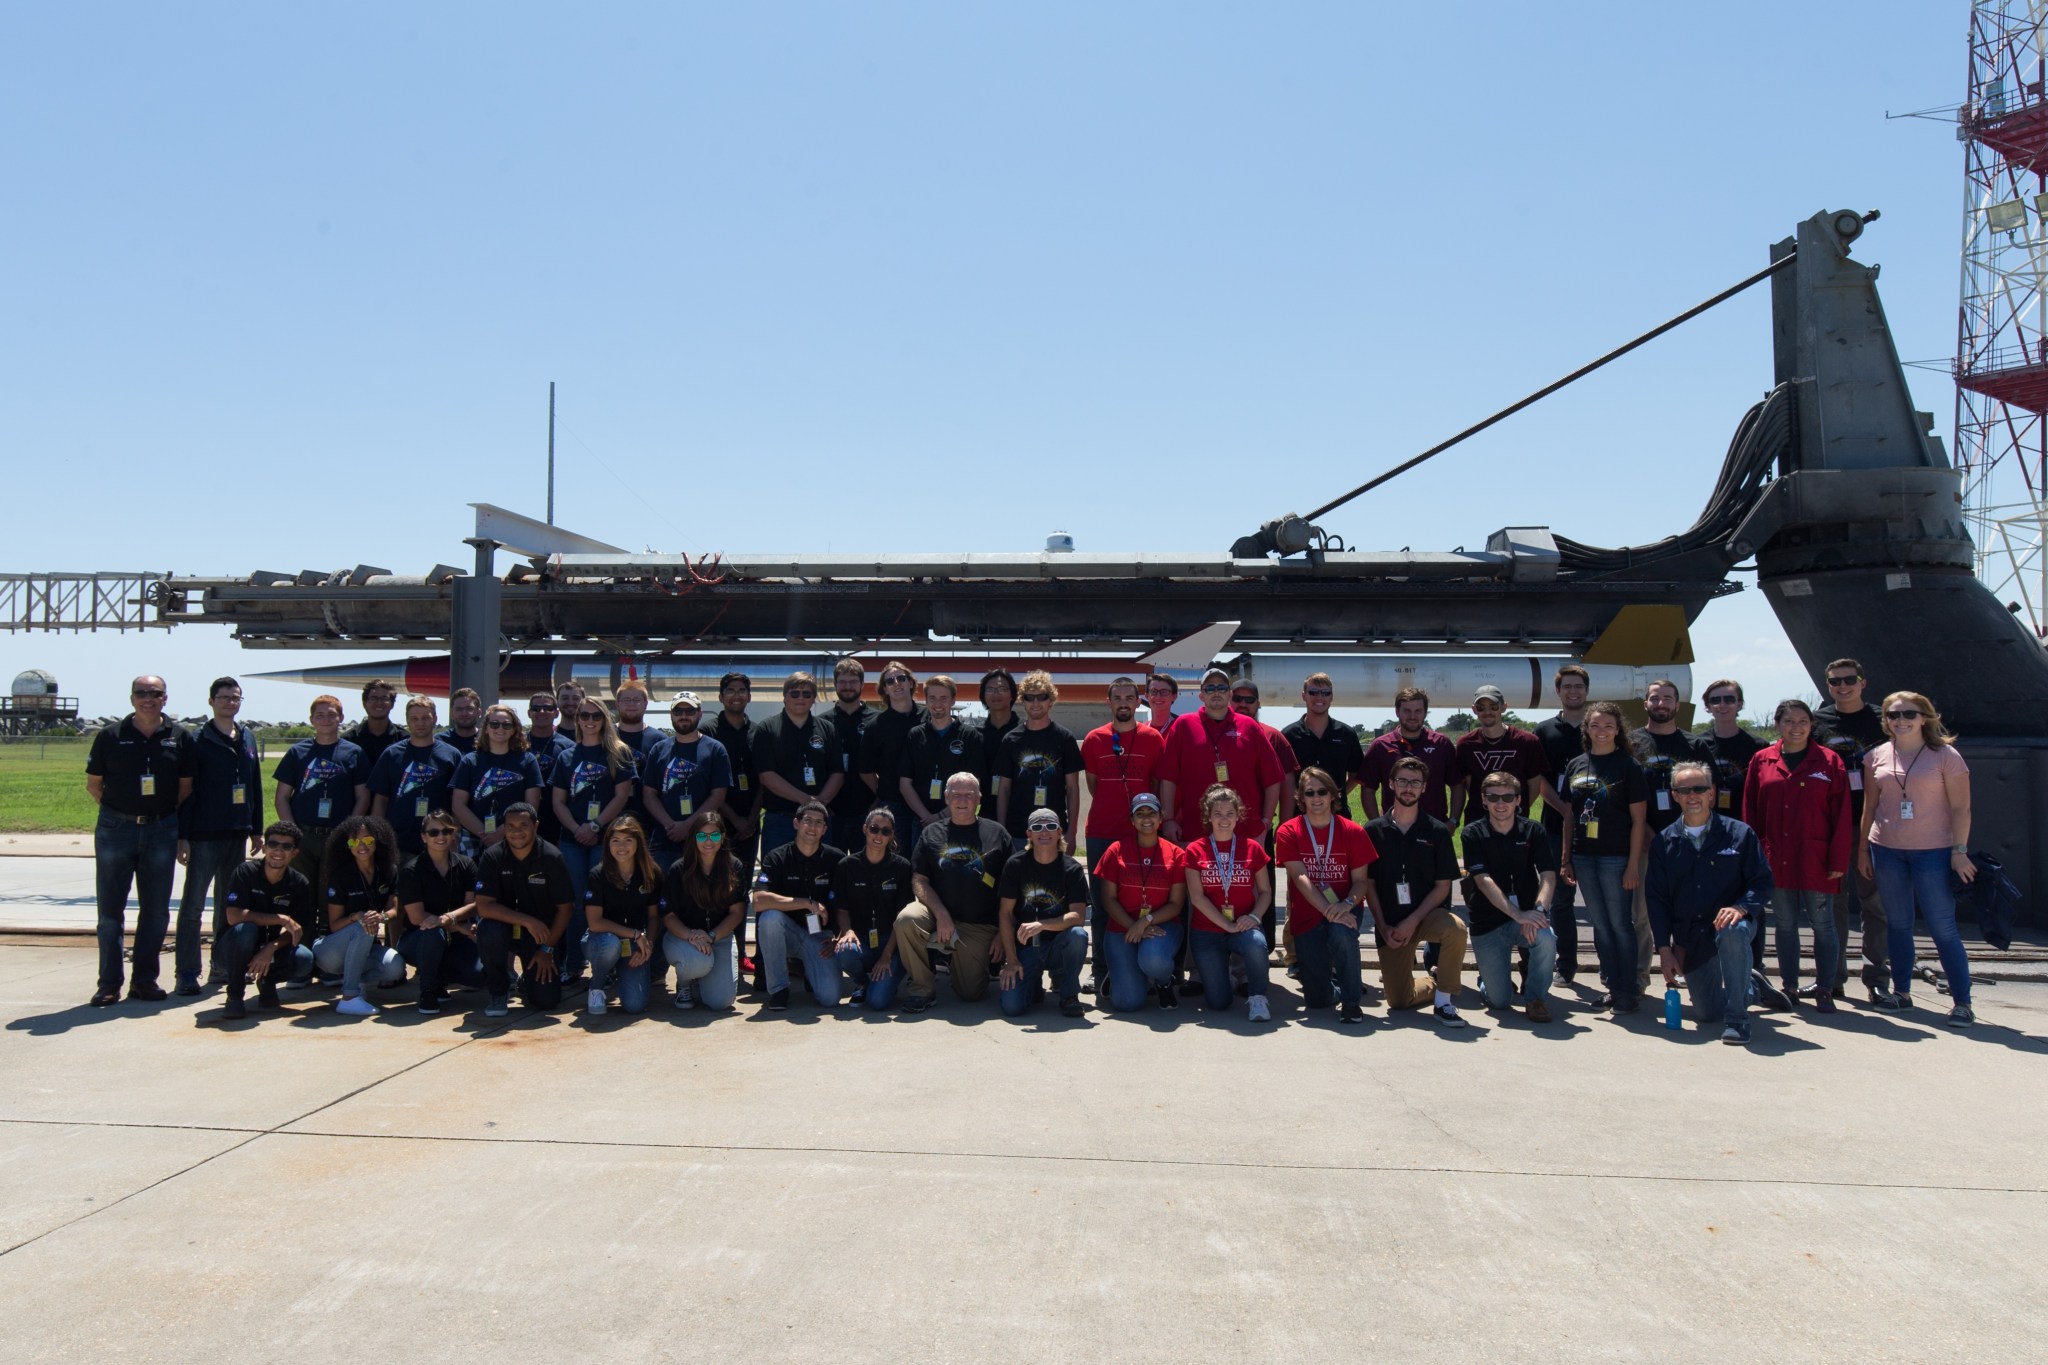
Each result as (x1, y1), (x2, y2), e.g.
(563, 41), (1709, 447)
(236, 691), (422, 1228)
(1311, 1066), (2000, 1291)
(1892, 744), (1927, 804)
(1305, 818), (1334, 868)
(1133, 841), (1158, 907)
(1209, 835), (1236, 894)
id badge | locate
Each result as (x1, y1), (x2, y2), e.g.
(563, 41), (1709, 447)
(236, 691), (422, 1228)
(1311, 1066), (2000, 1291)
(802, 765), (816, 786)
(1397, 883), (1413, 907)
(483, 813), (496, 834)
(981, 871), (997, 888)
(1656, 790), (1672, 811)
(415, 796), (429, 819)
(231, 783), (246, 806)
(1899, 799), (1915, 821)
(140, 773), (157, 798)
(1508, 895), (1521, 911)
(805, 913), (822, 935)
(868, 928), (879, 950)
(317, 797), (333, 820)
(1214, 762), (1230, 783)
(1849, 771), (1863, 792)
(1033, 784), (1047, 807)
(677, 795), (693, 817)
(586, 800), (599, 823)
(1717, 791), (1731, 810)
(929, 778), (943, 801)
(1585, 818), (1600, 840)
(738, 773), (751, 792)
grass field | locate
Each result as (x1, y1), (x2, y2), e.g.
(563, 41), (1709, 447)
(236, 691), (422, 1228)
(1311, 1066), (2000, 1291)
(0, 738), (99, 832)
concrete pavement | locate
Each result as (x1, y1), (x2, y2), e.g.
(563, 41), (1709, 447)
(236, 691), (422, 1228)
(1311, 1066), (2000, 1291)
(1, 937), (2045, 1361)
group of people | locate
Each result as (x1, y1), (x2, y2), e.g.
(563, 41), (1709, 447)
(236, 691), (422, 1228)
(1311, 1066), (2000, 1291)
(82, 654), (1982, 1043)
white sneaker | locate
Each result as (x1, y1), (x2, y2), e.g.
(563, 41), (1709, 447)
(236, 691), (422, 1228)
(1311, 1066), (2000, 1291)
(1247, 995), (1271, 1023)
(587, 987), (607, 1016)
(336, 994), (377, 1017)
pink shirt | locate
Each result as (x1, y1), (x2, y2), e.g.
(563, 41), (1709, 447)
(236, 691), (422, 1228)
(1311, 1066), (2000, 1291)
(1864, 743), (1969, 851)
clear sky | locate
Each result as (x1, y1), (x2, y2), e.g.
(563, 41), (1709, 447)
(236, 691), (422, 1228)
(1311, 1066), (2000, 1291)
(2, 2), (1967, 727)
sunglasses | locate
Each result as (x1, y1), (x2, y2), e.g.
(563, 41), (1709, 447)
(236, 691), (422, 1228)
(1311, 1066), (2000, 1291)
(1481, 792), (1519, 804)
(883, 677), (913, 687)
(1198, 683), (1229, 693)
(694, 831), (724, 843)
(422, 828), (457, 839)
(1670, 785), (1713, 796)
(262, 837), (298, 851)
(1827, 675), (1862, 686)
(1026, 820), (1061, 832)
(865, 823), (896, 835)
(577, 710), (605, 720)
(1705, 695), (1738, 706)
(1231, 695), (1258, 706)
(530, 703), (559, 713)
(1301, 788), (1333, 799)
(132, 688), (166, 699)
(1304, 688), (1333, 698)
(347, 836), (378, 849)
(1886, 709), (1922, 720)
(485, 719), (515, 729)
(1020, 693), (1053, 703)
(785, 689), (817, 699)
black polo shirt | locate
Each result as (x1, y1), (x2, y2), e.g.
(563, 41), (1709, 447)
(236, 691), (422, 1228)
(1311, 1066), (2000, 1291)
(832, 849), (915, 942)
(324, 858), (399, 935)
(1458, 816), (1557, 937)
(827, 703), (872, 818)
(179, 719), (262, 841)
(473, 839), (575, 926)
(86, 715), (195, 820)
(1281, 716), (1366, 794)
(754, 711), (839, 814)
(754, 840), (843, 916)
(343, 719), (409, 770)
(223, 858), (316, 937)
(913, 817), (1013, 926)
(1532, 714), (1583, 827)
(437, 727), (478, 756)
(903, 719), (985, 810)
(710, 713), (764, 819)
(399, 851), (478, 924)
(663, 858), (747, 934)
(585, 871), (664, 934)
(857, 704), (927, 795)
(1363, 810), (1458, 937)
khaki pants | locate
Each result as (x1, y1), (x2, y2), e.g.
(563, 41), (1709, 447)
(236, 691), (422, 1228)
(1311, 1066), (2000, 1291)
(893, 904), (1000, 1002)
(1375, 905), (1468, 1010)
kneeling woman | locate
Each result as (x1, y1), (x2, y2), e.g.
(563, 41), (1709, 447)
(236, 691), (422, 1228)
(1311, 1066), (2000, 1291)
(318, 815), (407, 1017)
(583, 815), (664, 1016)
(997, 809), (1091, 1018)
(1182, 784), (1275, 1021)
(661, 809), (745, 1011)
(830, 808), (914, 1010)
(1092, 791), (1186, 1012)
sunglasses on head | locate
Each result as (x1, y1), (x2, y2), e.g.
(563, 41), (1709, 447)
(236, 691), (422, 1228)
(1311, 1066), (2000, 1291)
(1886, 709), (1922, 720)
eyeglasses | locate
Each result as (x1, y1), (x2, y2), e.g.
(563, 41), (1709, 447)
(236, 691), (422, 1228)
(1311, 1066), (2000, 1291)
(1390, 779), (1427, 790)
(1020, 692), (1053, 703)
(1303, 688), (1333, 698)
(1027, 820), (1061, 832)
(796, 816), (829, 829)
(422, 828), (457, 839)
(1670, 784), (1713, 796)
(1886, 709), (1922, 720)
(132, 688), (166, 699)
(1481, 792), (1519, 804)
(1705, 695), (1738, 706)
(485, 719), (515, 729)
(1300, 788), (1333, 799)
(262, 837), (298, 851)
(1827, 675), (1861, 686)
(347, 836), (378, 849)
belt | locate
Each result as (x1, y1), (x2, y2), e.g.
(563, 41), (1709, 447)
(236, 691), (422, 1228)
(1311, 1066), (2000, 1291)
(101, 809), (174, 826)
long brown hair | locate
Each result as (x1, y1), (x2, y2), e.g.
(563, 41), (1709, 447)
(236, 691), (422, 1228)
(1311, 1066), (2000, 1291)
(680, 808), (741, 907)
(601, 814), (658, 888)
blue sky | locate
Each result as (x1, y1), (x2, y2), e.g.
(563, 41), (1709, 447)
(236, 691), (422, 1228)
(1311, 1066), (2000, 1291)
(2, 2), (1966, 724)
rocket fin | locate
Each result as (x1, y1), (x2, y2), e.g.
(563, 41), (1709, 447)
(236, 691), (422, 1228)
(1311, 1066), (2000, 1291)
(1581, 604), (1693, 667)
(1139, 622), (1242, 672)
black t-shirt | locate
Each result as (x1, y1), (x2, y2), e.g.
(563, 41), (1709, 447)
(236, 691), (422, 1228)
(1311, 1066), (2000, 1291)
(709, 713), (764, 818)
(1563, 750), (1650, 858)
(1630, 728), (1705, 832)
(399, 851), (478, 923)
(913, 818), (1013, 925)
(1696, 727), (1766, 822)
(754, 712), (839, 814)
(585, 870), (664, 934)
(1532, 715), (1583, 826)
(86, 715), (196, 820)
(827, 704), (873, 816)
(343, 719), (409, 770)
(615, 727), (657, 785)
(662, 857), (747, 934)
(832, 850), (916, 941)
(857, 704), (927, 795)
(473, 839), (575, 925)
(978, 713), (1021, 818)
(552, 743), (633, 827)
(1363, 812), (1458, 937)
(1280, 716), (1366, 794)
(996, 852), (1090, 925)
(754, 840), (843, 918)
(902, 719), (984, 810)
(994, 723), (1083, 835)
(1814, 701), (1885, 819)
(223, 859), (316, 937)
(1458, 816), (1557, 936)
(323, 858), (398, 936)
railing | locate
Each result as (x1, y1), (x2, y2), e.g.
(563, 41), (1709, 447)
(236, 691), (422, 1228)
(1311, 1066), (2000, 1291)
(0, 573), (169, 632)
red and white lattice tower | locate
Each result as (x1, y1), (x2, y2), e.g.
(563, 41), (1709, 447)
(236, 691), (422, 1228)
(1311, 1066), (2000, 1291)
(1955, 1), (2048, 635)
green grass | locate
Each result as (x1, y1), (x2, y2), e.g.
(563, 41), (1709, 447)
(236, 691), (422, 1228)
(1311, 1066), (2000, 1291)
(0, 738), (100, 832)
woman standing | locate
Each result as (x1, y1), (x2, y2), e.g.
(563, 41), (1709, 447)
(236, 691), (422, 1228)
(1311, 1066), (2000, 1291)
(1743, 700), (1850, 1013)
(1559, 702), (1650, 1015)
(551, 699), (638, 983)
(582, 815), (664, 1016)
(1859, 691), (1977, 1025)
(1182, 785), (1275, 1022)
(317, 814), (406, 1016)
(451, 704), (543, 858)
(661, 809), (745, 1011)
(1092, 791), (1186, 1013)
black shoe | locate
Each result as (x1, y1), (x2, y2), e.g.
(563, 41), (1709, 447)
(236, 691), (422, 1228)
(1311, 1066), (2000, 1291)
(1591, 990), (1614, 1008)
(1339, 1003), (1365, 1025)
(1752, 970), (1793, 1012)
(257, 982), (281, 1010)
(222, 995), (247, 1020)
(1155, 984), (1177, 1010)
(417, 994), (443, 1016)
(175, 978), (202, 997)
(1830, 984), (1846, 1000)
(767, 988), (790, 1012)
(1870, 988), (1906, 1011)
(1612, 994), (1640, 1015)
(901, 993), (934, 1014)
(1177, 979), (1204, 998)
(847, 987), (867, 1008)
(127, 983), (168, 1002)
(1059, 996), (1085, 1018)
(89, 988), (120, 1008)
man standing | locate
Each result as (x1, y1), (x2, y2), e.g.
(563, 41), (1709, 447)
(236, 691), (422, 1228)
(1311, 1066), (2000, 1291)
(612, 679), (657, 782)
(710, 671), (765, 892)
(754, 672), (841, 854)
(342, 678), (407, 770)
(1081, 677), (1167, 980)
(472, 803), (575, 1016)
(1452, 686), (1553, 826)
(857, 661), (926, 836)
(752, 800), (845, 1010)
(1696, 679), (1765, 823)
(439, 688), (483, 755)
(993, 670), (1085, 850)
(1814, 657), (1894, 1004)
(900, 675), (983, 829)
(1533, 665), (1590, 982)
(1281, 672), (1366, 807)
(1357, 687), (1460, 822)
(643, 692), (732, 871)
(825, 658), (873, 850)
(1144, 674), (1182, 734)
(1157, 669), (1281, 848)
(174, 676), (263, 994)
(273, 694), (369, 883)
(368, 695), (463, 858)
(1229, 684), (1299, 832)
(84, 674), (195, 1006)
(527, 690), (576, 848)
(895, 774), (1014, 1012)
(1646, 762), (1774, 1045)
(1364, 756), (1468, 1025)
(977, 669), (1021, 820)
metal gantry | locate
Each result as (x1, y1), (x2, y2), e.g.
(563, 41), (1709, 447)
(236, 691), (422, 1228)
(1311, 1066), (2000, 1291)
(0, 573), (170, 633)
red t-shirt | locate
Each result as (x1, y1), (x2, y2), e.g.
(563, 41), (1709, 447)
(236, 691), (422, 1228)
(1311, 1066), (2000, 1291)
(1358, 728), (1457, 820)
(1274, 814), (1377, 935)
(1451, 726), (1548, 824)
(1081, 723), (1167, 842)
(1182, 833), (1272, 931)
(1159, 711), (1282, 835)
(1092, 839), (1184, 920)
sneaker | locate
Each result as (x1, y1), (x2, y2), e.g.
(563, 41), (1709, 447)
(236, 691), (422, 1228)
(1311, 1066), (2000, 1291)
(1284, 964), (1301, 980)
(1058, 996), (1085, 1018)
(1432, 1002), (1466, 1028)
(1247, 995), (1271, 1023)
(901, 993), (934, 1015)
(484, 996), (509, 1018)
(176, 978), (202, 998)
(1611, 994), (1639, 1015)
(1720, 1022), (1751, 1045)
(416, 995), (443, 1016)
(676, 983), (696, 1007)
(1591, 990), (1614, 1009)
(1081, 973), (1098, 995)
(767, 988), (790, 1012)
(221, 994), (248, 1021)
(1870, 988), (1907, 1011)
(848, 987), (867, 1008)
(128, 983), (168, 1002)
(336, 994), (378, 1017)
(587, 987), (607, 1016)
(1339, 1003), (1365, 1026)
(1525, 998), (1553, 1024)
(1155, 984), (1177, 1010)
(1948, 1004), (1976, 1028)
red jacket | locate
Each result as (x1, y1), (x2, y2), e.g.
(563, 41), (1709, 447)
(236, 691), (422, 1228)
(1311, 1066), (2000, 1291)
(1741, 742), (1852, 893)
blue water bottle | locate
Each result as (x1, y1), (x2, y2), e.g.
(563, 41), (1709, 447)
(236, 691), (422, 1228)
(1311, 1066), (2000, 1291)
(1663, 985), (1683, 1030)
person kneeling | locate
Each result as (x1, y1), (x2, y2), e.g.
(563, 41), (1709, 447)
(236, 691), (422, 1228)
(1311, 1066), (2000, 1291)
(752, 800), (844, 1012)
(582, 815), (665, 1016)
(1092, 792), (1186, 1012)
(473, 803), (575, 1017)
(1646, 762), (1774, 1046)
(1459, 772), (1560, 1023)
(216, 822), (317, 1020)
(997, 809), (1090, 1018)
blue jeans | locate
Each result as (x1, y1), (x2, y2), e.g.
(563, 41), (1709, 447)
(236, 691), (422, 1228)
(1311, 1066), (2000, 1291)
(310, 921), (404, 997)
(756, 907), (841, 1004)
(999, 926), (1087, 1016)
(175, 835), (243, 984)
(664, 931), (738, 1010)
(556, 841), (600, 974)
(1871, 844), (1972, 1006)
(94, 811), (180, 992)
(1102, 922), (1184, 1011)
(1682, 916), (1755, 1029)
(217, 920), (314, 989)
(833, 940), (906, 1010)
(583, 931), (652, 1013)
(1190, 925), (1270, 1010)
(1292, 917), (1363, 1009)
(1473, 920), (1556, 1009)
(1574, 855), (1635, 1001)
(1770, 887), (1839, 992)
(398, 925), (483, 1000)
